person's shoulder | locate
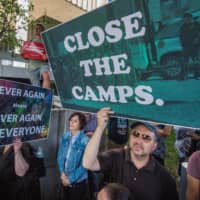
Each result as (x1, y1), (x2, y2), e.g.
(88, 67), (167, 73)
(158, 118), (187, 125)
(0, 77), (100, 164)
(80, 131), (90, 144)
(154, 160), (175, 180)
(192, 150), (200, 157)
(74, 131), (89, 146)
(62, 131), (69, 137)
(188, 151), (200, 164)
(187, 151), (200, 179)
(61, 131), (70, 141)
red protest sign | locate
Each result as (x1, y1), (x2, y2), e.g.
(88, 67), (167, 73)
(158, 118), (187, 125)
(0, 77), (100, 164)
(21, 41), (47, 61)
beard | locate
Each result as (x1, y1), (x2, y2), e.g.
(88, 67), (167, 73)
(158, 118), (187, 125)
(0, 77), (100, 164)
(129, 142), (149, 158)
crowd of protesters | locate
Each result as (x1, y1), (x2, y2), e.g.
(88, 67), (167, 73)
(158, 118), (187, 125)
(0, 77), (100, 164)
(1, 107), (200, 200)
(54, 108), (200, 200)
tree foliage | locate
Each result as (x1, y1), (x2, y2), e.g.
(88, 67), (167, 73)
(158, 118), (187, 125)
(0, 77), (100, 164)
(0, 0), (33, 49)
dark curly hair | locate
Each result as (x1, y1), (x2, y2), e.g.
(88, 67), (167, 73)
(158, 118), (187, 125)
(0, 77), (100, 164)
(69, 112), (87, 130)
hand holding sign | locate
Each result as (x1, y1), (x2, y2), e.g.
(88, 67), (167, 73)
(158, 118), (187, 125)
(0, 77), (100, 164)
(42, 0), (200, 128)
(0, 79), (53, 146)
(97, 107), (114, 130)
(13, 138), (23, 152)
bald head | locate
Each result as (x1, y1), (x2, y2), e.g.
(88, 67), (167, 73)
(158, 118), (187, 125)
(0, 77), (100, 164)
(97, 183), (130, 200)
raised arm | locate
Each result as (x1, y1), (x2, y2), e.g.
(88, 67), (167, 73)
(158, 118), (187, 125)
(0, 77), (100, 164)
(13, 139), (29, 177)
(83, 107), (113, 171)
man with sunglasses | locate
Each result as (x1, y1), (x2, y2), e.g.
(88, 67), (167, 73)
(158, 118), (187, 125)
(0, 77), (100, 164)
(83, 107), (178, 200)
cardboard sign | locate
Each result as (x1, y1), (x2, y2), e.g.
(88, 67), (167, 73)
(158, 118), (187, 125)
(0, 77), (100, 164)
(42, 0), (200, 128)
(21, 41), (47, 61)
(0, 79), (53, 145)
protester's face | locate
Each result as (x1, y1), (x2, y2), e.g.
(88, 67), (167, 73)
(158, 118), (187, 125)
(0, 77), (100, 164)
(129, 125), (157, 157)
(69, 115), (81, 132)
(97, 188), (109, 200)
(35, 24), (44, 36)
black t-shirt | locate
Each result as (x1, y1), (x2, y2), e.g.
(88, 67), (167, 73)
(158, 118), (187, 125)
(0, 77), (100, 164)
(0, 144), (41, 200)
(98, 148), (179, 200)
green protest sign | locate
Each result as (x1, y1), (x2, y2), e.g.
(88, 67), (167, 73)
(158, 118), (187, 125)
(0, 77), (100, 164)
(0, 79), (53, 145)
(42, 0), (200, 128)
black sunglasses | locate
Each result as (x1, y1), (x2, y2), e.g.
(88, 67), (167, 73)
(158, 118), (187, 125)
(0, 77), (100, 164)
(131, 130), (152, 143)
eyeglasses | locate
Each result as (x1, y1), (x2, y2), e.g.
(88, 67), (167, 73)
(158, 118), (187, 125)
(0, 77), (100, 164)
(131, 130), (152, 143)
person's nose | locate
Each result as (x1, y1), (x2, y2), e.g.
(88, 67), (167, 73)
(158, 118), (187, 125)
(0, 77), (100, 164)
(134, 135), (144, 144)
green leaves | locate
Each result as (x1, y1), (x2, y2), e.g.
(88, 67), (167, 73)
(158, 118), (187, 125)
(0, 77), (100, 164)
(0, 0), (33, 49)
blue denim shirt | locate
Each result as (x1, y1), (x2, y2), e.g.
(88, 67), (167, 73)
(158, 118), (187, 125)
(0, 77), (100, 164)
(57, 130), (89, 184)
